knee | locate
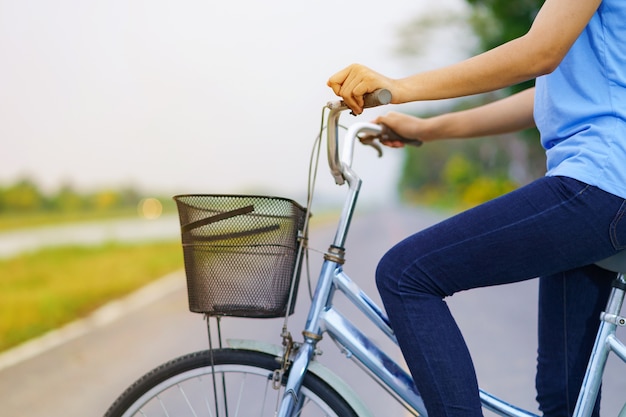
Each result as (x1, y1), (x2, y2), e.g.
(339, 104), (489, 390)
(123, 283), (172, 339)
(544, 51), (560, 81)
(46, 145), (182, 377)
(375, 249), (398, 296)
(375, 244), (426, 297)
(376, 244), (449, 300)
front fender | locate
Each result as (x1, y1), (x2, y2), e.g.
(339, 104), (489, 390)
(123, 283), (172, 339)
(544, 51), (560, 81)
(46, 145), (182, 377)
(227, 338), (374, 417)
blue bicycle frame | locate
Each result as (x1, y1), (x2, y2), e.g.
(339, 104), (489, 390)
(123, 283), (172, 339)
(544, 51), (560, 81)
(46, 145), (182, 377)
(275, 100), (626, 417)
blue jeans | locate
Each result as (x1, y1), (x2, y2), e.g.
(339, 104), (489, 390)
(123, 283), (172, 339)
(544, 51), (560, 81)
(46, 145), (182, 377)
(376, 176), (626, 417)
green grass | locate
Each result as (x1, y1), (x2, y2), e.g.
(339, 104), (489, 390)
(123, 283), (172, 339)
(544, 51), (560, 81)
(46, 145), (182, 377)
(0, 240), (183, 352)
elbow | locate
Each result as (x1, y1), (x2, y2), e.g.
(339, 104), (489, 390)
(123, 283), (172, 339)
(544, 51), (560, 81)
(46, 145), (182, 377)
(520, 34), (569, 77)
(532, 53), (562, 76)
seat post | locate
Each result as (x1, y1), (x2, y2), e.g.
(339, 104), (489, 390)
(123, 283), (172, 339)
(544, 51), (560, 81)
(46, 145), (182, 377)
(573, 274), (625, 417)
(602, 274), (626, 325)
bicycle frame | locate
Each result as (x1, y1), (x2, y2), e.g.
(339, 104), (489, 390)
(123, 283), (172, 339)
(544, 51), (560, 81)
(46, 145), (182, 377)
(275, 102), (626, 417)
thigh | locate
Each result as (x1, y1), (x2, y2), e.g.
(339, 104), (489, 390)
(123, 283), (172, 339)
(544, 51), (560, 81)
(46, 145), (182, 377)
(379, 176), (626, 297)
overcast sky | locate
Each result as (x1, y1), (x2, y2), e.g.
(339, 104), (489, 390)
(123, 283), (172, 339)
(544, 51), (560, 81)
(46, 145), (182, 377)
(0, 0), (469, 204)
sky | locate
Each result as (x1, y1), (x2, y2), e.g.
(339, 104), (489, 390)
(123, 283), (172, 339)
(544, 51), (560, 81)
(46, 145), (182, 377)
(0, 0), (470, 205)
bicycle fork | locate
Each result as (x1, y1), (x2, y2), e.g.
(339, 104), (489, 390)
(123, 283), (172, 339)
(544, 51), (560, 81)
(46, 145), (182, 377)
(275, 256), (338, 417)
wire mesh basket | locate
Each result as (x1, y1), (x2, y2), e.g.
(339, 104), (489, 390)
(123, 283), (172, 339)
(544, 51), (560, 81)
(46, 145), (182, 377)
(173, 194), (307, 318)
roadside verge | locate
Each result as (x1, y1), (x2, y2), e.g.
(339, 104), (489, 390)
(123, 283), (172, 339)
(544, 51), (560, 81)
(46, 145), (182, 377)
(0, 270), (185, 372)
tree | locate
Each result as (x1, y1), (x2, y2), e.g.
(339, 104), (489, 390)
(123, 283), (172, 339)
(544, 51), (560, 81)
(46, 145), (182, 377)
(0, 178), (152, 216)
(1, 178), (45, 212)
(395, 0), (546, 207)
(50, 184), (86, 212)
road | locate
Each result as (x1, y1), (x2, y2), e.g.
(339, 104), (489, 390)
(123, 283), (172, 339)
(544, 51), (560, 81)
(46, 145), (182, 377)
(0, 205), (624, 416)
(0, 214), (180, 259)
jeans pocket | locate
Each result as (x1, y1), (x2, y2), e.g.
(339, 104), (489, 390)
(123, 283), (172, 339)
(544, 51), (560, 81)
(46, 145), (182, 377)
(610, 200), (626, 250)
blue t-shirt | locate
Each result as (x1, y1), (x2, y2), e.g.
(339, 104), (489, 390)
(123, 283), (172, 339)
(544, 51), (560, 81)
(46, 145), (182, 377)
(534, 0), (626, 198)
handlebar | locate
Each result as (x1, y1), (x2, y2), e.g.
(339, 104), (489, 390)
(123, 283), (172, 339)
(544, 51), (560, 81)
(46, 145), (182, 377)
(325, 89), (420, 186)
(326, 89), (391, 185)
(326, 89), (392, 112)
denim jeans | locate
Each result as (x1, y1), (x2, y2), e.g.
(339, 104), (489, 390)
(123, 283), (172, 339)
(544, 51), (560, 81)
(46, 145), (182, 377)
(376, 176), (626, 417)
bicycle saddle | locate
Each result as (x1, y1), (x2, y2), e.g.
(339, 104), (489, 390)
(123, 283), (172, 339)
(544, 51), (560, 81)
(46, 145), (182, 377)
(595, 250), (626, 273)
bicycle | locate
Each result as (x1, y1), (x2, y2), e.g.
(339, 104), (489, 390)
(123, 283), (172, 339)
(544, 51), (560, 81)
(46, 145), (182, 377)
(104, 90), (626, 417)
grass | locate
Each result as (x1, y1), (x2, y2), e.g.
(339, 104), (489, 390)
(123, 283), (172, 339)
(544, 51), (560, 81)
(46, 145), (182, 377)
(0, 205), (332, 354)
(0, 240), (183, 352)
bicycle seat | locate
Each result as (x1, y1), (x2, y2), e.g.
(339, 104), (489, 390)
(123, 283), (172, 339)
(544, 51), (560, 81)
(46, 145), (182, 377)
(595, 250), (626, 273)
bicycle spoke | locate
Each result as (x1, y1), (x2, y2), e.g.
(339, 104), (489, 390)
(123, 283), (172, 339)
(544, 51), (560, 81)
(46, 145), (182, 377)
(199, 376), (213, 417)
(232, 371), (247, 417)
(178, 383), (199, 417)
(156, 395), (170, 416)
(105, 350), (357, 417)
(259, 375), (272, 417)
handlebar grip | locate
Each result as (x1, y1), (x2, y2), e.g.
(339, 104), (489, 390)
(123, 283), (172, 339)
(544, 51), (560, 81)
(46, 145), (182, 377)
(362, 89), (392, 109)
(327, 88), (392, 111)
(381, 124), (422, 146)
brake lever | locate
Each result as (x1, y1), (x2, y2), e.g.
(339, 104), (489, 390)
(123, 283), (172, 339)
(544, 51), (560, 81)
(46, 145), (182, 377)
(358, 125), (423, 157)
(358, 133), (384, 157)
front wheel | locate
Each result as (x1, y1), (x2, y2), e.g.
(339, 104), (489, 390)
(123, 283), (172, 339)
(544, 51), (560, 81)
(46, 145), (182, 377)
(104, 348), (358, 417)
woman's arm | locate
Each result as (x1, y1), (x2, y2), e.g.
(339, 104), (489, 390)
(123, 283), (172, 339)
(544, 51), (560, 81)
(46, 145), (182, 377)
(375, 88), (536, 146)
(329, 0), (601, 114)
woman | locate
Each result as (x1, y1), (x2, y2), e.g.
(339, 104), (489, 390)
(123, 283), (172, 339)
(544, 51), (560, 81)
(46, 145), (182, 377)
(328, 0), (626, 416)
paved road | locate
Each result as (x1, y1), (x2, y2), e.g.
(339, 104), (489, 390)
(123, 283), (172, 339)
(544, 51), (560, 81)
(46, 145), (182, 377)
(1, 205), (625, 416)
(0, 214), (180, 259)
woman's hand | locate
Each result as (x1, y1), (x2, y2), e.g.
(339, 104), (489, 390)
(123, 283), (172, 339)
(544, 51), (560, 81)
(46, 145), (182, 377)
(327, 64), (397, 115)
(373, 112), (429, 148)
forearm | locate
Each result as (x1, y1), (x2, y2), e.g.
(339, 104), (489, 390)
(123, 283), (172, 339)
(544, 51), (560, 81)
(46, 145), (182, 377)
(392, 40), (546, 104)
(329, 0), (601, 114)
(421, 88), (536, 141)
(392, 0), (599, 103)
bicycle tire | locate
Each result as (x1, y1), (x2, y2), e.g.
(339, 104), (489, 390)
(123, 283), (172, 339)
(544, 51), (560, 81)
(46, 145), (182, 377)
(104, 348), (359, 417)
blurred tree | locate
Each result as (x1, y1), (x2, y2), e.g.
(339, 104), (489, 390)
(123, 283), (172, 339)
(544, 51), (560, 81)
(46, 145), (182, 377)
(1, 178), (45, 212)
(50, 183), (86, 212)
(395, 0), (546, 207)
(117, 187), (143, 208)
(0, 178), (153, 217)
(91, 189), (121, 211)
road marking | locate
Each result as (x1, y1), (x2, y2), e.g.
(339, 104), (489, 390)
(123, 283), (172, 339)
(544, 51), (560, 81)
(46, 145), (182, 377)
(0, 270), (186, 372)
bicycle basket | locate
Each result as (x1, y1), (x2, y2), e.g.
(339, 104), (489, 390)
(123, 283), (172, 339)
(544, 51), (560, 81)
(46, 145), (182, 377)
(173, 194), (307, 318)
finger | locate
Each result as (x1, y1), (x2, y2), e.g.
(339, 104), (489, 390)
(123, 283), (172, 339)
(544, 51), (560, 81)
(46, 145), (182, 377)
(351, 81), (374, 113)
(343, 77), (378, 115)
(338, 82), (364, 115)
(338, 66), (369, 110)
(380, 140), (405, 148)
(327, 66), (352, 96)
(372, 115), (388, 126)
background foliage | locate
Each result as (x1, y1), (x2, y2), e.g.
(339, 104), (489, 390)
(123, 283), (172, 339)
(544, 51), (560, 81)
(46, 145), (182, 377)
(0, 177), (174, 231)
(397, 0), (545, 209)
(0, 177), (142, 213)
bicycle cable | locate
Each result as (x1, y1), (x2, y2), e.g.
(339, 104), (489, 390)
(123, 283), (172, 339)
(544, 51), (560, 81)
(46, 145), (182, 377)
(302, 106), (349, 300)
(280, 105), (347, 339)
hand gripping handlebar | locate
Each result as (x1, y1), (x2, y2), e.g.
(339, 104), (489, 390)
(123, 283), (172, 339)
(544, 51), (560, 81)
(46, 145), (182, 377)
(325, 89), (420, 185)
(326, 89), (392, 185)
